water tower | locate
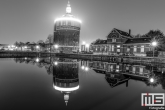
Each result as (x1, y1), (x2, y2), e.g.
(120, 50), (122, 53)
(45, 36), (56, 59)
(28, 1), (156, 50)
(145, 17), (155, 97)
(54, 1), (81, 53)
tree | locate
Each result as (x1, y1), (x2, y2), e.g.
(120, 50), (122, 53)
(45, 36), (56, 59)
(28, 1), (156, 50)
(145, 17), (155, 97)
(143, 30), (164, 39)
(14, 41), (19, 46)
(45, 34), (54, 52)
(19, 42), (24, 51)
(45, 34), (53, 44)
(144, 30), (165, 51)
(134, 34), (141, 38)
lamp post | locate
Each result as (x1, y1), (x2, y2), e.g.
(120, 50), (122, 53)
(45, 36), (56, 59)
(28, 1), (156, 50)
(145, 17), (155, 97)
(85, 44), (89, 53)
(36, 45), (40, 52)
(54, 44), (59, 53)
(151, 41), (157, 73)
(82, 41), (86, 52)
(151, 41), (157, 58)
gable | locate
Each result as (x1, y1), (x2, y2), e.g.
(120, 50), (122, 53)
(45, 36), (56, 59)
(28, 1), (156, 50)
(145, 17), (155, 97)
(107, 29), (120, 39)
(107, 28), (133, 40)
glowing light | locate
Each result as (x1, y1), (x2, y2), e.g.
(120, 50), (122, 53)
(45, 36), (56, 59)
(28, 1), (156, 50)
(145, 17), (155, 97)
(81, 66), (85, 70)
(82, 41), (86, 45)
(149, 78), (155, 83)
(85, 44), (89, 48)
(54, 17), (82, 24)
(25, 57), (27, 60)
(11, 45), (15, 48)
(36, 45), (39, 49)
(54, 45), (59, 49)
(64, 94), (69, 101)
(36, 58), (39, 62)
(117, 45), (120, 48)
(54, 61), (58, 65)
(152, 41), (157, 47)
(53, 85), (79, 92)
(85, 67), (89, 71)
(24, 46), (27, 49)
(66, 1), (71, 13)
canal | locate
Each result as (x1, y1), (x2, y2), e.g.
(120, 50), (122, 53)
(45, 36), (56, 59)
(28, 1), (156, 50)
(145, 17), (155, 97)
(0, 57), (164, 110)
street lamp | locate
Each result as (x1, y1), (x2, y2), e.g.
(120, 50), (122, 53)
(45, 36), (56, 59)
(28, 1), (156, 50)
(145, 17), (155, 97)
(151, 41), (157, 57)
(82, 41), (86, 45)
(36, 45), (39, 49)
(54, 61), (58, 65)
(54, 44), (59, 49)
(85, 44), (89, 53)
(81, 66), (85, 70)
(149, 77), (155, 83)
(36, 45), (40, 52)
(85, 67), (89, 71)
(36, 58), (39, 62)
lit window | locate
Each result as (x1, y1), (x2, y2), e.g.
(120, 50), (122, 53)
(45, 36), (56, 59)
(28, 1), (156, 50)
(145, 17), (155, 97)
(112, 45), (114, 51)
(62, 21), (66, 25)
(134, 46), (137, 52)
(117, 45), (120, 48)
(112, 39), (116, 42)
(140, 67), (143, 74)
(109, 45), (111, 51)
(68, 21), (71, 26)
(141, 45), (144, 52)
(117, 49), (120, 52)
(127, 48), (130, 52)
(133, 67), (136, 73)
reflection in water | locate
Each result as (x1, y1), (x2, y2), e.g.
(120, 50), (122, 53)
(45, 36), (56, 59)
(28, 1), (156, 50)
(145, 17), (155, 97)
(13, 57), (79, 106)
(52, 58), (79, 106)
(13, 58), (165, 90)
(13, 57), (165, 107)
(105, 72), (129, 88)
(89, 61), (165, 89)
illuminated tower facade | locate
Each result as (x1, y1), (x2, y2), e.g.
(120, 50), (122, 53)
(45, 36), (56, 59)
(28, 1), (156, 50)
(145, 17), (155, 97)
(54, 1), (81, 53)
(52, 58), (79, 106)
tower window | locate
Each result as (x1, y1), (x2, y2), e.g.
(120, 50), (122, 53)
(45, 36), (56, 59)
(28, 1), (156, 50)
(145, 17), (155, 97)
(68, 21), (71, 26)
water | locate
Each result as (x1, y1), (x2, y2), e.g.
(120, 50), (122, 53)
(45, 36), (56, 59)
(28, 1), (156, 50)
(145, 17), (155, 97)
(0, 57), (164, 110)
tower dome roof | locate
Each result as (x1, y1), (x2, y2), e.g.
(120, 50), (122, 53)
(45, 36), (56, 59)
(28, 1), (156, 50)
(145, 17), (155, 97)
(54, 1), (81, 23)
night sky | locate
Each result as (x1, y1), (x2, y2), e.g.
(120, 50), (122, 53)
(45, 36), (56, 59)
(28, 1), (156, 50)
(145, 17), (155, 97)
(0, 0), (165, 45)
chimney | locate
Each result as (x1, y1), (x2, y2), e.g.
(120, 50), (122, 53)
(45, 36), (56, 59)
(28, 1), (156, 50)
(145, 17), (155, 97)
(129, 29), (131, 35)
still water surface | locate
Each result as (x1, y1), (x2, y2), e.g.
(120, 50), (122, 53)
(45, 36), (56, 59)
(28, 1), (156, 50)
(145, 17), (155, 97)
(0, 57), (164, 110)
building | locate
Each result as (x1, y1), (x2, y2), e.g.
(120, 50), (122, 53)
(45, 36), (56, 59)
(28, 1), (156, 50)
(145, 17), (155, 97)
(90, 28), (132, 55)
(90, 40), (108, 55)
(123, 38), (152, 56)
(54, 1), (81, 53)
(90, 28), (153, 56)
(107, 28), (132, 55)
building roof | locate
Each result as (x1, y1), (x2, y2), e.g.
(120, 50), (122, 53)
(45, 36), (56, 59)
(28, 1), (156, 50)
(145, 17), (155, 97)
(92, 40), (107, 45)
(114, 28), (133, 38)
(124, 37), (152, 44)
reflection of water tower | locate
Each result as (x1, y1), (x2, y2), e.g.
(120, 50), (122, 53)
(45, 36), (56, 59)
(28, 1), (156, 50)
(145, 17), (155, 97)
(52, 59), (79, 106)
(54, 1), (81, 53)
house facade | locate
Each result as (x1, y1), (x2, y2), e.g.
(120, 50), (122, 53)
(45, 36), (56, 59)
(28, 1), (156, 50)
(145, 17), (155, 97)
(123, 38), (152, 56)
(90, 28), (153, 56)
(90, 40), (108, 55)
(107, 28), (132, 55)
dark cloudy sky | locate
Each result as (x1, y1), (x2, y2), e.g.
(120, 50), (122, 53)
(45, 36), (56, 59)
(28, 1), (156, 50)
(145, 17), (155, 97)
(0, 0), (165, 44)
